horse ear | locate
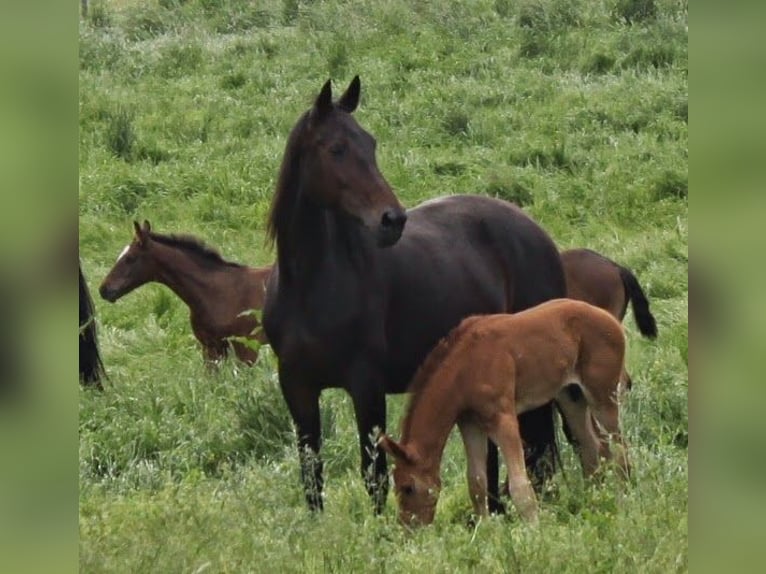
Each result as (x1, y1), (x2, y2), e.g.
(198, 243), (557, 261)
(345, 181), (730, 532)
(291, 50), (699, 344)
(338, 75), (360, 113)
(378, 435), (414, 465)
(134, 220), (149, 247)
(143, 220), (151, 233)
(312, 78), (333, 121)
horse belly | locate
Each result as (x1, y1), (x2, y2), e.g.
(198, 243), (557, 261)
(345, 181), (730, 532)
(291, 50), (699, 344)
(384, 276), (506, 392)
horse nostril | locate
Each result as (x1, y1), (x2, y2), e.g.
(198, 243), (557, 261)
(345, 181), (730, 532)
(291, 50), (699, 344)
(381, 208), (407, 231)
(99, 285), (112, 301)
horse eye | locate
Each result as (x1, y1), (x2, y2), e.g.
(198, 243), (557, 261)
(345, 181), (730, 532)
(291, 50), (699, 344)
(402, 485), (415, 496)
(329, 142), (346, 158)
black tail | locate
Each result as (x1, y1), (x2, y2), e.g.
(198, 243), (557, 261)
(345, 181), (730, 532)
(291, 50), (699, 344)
(80, 262), (105, 388)
(618, 265), (658, 339)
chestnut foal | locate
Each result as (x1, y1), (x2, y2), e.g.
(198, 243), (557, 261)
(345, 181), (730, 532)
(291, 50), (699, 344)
(379, 299), (630, 526)
(100, 221), (272, 365)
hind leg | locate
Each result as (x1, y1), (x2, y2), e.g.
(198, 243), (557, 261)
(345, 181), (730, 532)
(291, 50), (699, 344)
(458, 420), (489, 518)
(589, 399), (630, 479)
(489, 415), (538, 522)
(555, 387), (603, 477)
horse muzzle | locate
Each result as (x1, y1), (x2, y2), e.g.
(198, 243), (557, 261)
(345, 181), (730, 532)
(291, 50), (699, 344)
(376, 207), (407, 248)
(99, 284), (119, 303)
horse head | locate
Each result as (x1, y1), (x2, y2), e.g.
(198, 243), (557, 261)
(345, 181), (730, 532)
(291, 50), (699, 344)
(99, 220), (155, 302)
(379, 434), (441, 526)
(284, 76), (407, 248)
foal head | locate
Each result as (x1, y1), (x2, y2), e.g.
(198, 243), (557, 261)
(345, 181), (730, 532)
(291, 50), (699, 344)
(269, 76), (407, 248)
(379, 435), (441, 526)
(99, 220), (156, 302)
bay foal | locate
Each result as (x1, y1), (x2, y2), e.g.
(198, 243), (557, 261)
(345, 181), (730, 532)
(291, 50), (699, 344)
(379, 299), (630, 526)
(100, 221), (272, 365)
(562, 248), (657, 340)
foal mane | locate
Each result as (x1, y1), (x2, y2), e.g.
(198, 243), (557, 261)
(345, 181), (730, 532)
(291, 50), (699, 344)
(148, 232), (243, 268)
(401, 316), (482, 437)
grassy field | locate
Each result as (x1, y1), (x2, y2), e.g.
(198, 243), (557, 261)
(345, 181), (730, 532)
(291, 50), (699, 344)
(78, 0), (687, 571)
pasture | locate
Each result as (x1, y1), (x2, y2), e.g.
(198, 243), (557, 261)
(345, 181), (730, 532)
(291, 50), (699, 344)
(79, 0), (688, 571)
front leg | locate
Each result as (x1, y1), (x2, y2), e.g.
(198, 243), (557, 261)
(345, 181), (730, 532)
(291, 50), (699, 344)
(202, 342), (226, 371)
(458, 420), (489, 519)
(348, 361), (389, 514)
(279, 363), (324, 511)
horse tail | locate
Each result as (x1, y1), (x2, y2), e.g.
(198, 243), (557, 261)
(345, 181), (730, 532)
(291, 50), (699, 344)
(618, 265), (658, 339)
(79, 262), (105, 388)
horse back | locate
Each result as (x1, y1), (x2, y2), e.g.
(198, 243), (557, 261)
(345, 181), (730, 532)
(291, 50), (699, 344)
(561, 248), (627, 320)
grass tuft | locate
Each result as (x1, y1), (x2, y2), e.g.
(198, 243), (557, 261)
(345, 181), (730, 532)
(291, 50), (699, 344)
(105, 107), (136, 162)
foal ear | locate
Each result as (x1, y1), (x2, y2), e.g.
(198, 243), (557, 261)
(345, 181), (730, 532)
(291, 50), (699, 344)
(338, 75), (360, 113)
(312, 78), (333, 121)
(133, 219), (149, 247)
(142, 220), (152, 233)
(378, 435), (414, 465)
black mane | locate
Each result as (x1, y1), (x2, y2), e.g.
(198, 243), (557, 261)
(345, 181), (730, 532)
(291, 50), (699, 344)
(267, 110), (311, 247)
(148, 232), (243, 268)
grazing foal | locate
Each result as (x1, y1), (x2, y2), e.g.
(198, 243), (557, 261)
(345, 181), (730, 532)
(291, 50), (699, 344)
(562, 248), (657, 340)
(99, 221), (272, 365)
(380, 299), (630, 526)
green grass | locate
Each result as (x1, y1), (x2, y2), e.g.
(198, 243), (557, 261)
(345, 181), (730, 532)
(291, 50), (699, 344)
(79, 0), (687, 571)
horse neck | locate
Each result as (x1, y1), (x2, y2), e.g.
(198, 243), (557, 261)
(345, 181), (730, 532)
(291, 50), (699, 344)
(401, 374), (464, 471)
(148, 242), (231, 316)
(276, 190), (370, 286)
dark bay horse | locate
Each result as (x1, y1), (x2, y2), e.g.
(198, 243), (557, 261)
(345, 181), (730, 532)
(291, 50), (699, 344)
(562, 248), (657, 340)
(80, 261), (105, 388)
(380, 299), (630, 527)
(100, 221), (271, 365)
(262, 76), (566, 513)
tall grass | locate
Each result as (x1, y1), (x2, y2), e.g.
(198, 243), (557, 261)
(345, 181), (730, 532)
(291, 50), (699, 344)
(79, 0), (687, 571)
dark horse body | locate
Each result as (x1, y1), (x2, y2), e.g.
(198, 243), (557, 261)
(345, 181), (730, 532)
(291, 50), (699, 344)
(80, 261), (105, 388)
(262, 77), (566, 513)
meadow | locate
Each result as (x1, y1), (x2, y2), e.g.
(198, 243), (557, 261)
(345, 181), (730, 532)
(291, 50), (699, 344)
(78, 0), (688, 571)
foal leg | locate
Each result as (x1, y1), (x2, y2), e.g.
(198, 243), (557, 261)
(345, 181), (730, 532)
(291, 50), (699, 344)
(555, 387), (602, 477)
(589, 399), (631, 479)
(279, 365), (324, 511)
(458, 420), (489, 519)
(490, 415), (538, 522)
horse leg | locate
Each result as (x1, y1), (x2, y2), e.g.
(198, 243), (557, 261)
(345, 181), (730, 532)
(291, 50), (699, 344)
(279, 365), (324, 511)
(232, 340), (258, 365)
(589, 399), (631, 479)
(458, 420), (489, 518)
(490, 415), (538, 522)
(554, 388), (602, 477)
(518, 402), (557, 492)
(348, 365), (388, 514)
(486, 441), (506, 514)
